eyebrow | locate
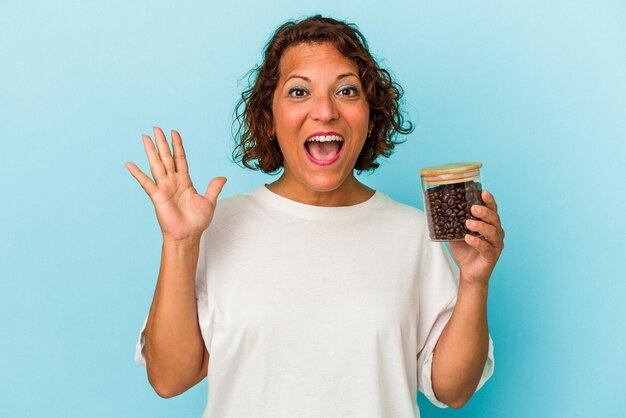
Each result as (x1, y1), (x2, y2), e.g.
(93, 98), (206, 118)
(284, 72), (359, 85)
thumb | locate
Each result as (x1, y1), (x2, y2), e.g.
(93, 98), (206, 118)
(204, 176), (227, 203)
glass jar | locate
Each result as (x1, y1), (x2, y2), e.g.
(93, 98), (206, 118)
(419, 162), (485, 242)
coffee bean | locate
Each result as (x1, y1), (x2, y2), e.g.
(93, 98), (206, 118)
(424, 180), (485, 241)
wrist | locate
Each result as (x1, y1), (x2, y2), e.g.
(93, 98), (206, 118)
(458, 277), (489, 301)
(162, 234), (202, 248)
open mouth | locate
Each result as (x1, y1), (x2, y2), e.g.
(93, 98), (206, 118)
(304, 135), (345, 165)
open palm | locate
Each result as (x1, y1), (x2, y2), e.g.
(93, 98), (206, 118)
(125, 127), (227, 242)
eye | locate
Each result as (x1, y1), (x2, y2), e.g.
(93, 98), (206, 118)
(288, 86), (308, 97)
(337, 85), (359, 97)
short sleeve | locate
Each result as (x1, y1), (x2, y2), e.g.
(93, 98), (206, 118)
(134, 314), (149, 366)
(415, 233), (495, 408)
(134, 230), (212, 366)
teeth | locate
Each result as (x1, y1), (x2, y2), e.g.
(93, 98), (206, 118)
(306, 135), (344, 142)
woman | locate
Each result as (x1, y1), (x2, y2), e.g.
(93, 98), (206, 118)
(127, 15), (504, 417)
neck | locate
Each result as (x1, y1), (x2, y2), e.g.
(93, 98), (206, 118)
(266, 173), (375, 207)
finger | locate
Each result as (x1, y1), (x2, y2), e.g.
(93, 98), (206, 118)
(204, 177), (227, 203)
(142, 134), (167, 182)
(471, 204), (503, 236)
(125, 162), (157, 197)
(481, 190), (498, 213)
(171, 130), (189, 174)
(153, 126), (176, 173)
(465, 219), (503, 249)
(464, 234), (498, 262)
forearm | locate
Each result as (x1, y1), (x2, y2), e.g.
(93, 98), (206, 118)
(431, 278), (490, 408)
(144, 236), (207, 397)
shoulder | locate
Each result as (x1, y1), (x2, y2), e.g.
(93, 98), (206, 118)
(206, 187), (274, 234)
(210, 192), (255, 225)
(376, 192), (428, 232)
(215, 192), (250, 214)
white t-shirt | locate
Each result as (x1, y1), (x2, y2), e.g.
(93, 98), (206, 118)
(135, 185), (495, 417)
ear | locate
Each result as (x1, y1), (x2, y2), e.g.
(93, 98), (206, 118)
(368, 120), (374, 133)
(267, 121), (274, 140)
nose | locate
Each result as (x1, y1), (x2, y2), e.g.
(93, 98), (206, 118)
(310, 94), (339, 122)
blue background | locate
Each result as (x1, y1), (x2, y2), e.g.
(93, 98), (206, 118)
(1, 1), (625, 417)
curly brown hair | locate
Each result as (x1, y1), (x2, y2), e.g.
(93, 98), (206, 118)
(232, 15), (413, 175)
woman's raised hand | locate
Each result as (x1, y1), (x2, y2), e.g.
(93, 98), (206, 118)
(125, 127), (227, 243)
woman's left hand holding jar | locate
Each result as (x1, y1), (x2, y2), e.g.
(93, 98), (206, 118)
(448, 190), (505, 289)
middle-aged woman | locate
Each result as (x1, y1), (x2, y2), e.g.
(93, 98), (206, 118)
(127, 15), (504, 418)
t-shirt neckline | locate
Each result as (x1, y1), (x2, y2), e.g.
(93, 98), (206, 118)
(248, 184), (387, 221)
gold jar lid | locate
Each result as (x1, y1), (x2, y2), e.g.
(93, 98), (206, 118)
(419, 162), (482, 186)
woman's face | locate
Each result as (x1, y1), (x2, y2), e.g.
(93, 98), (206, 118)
(271, 42), (373, 197)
